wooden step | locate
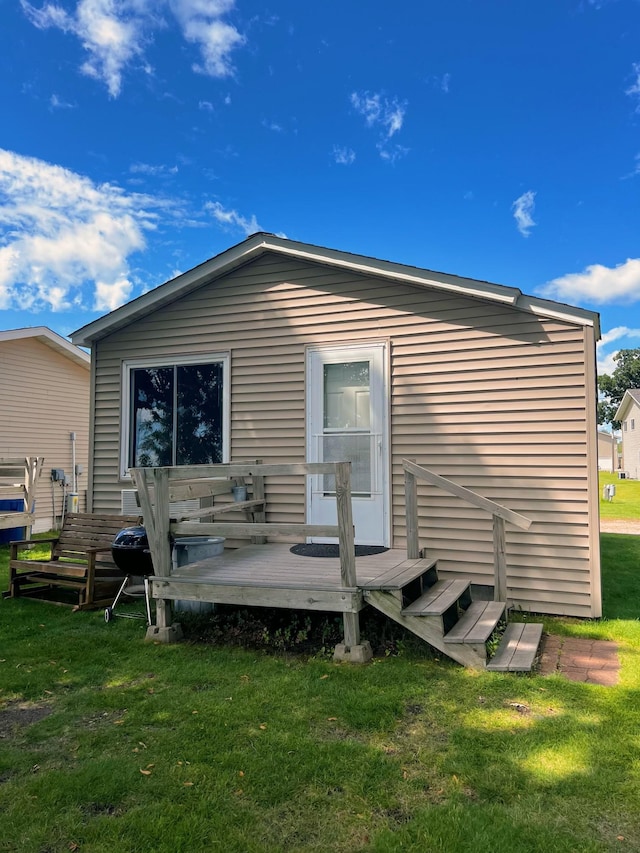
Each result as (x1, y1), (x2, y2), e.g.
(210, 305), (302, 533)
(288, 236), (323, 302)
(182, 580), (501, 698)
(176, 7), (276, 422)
(360, 558), (437, 591)
(486, 622), (543, 672)
(401, 579), (471, 617)
(444, 600), (506, 644)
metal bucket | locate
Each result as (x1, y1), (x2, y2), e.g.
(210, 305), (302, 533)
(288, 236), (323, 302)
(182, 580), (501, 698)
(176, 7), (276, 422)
(173, 536), (224, 614)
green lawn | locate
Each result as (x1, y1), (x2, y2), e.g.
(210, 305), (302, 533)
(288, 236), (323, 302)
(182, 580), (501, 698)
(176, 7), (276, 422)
(599, 470), (640, 519)
(1, 529), (640, 852)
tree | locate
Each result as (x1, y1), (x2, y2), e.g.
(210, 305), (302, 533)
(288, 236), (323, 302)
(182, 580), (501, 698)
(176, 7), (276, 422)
(598, 348), (640, 427)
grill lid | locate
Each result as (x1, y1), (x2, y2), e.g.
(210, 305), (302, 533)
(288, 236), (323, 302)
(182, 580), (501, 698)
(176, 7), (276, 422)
(112, 525), (149, 550)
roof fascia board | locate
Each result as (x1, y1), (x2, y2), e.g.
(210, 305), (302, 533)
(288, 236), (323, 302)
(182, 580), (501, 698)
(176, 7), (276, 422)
(0, 326), (90, 368)
(513, 294), (600, 336)
(615, 391), (640, 422)
(71, 235), (271, 346)
(262, 238), (522, 305)
(614, 396), (629, 422)
(71, 233), (601, 346)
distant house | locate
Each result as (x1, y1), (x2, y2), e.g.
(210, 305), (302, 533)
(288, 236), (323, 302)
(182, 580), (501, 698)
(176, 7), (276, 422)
(0, 327), (90, 531)
(615, 389), (640, 479)
(71, 233), (603, 617)
(597, 430), (617, 472)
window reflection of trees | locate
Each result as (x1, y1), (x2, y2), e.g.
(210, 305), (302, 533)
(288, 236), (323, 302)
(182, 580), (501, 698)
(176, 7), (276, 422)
(132, 363), (223, 467)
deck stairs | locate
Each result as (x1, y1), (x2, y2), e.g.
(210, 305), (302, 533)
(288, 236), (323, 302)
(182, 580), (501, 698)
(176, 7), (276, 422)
(362, 557), (543, 671)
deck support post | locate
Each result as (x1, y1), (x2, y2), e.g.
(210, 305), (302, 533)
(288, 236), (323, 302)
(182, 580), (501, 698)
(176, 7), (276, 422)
(332, 461), (372, 663)
(334, 611), (372, 663)
(334, 462), (356, 588)
(146, 598), (183, 643)
(132, 467), (183, 643)
(250, 461), (267, 544)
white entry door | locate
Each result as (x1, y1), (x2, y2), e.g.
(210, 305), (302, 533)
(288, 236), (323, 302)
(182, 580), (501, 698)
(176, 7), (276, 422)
(306, 343), (389, 546)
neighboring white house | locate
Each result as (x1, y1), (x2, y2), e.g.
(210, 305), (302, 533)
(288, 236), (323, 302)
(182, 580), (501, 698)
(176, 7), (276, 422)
(0, 327), (90, 531)
(597, 430), (617, 472)
(615, 389), (640, 479)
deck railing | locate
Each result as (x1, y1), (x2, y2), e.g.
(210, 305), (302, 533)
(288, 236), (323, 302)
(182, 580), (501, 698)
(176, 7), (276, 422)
(131, 461), (357, 589)
(402, 459), (532, 602)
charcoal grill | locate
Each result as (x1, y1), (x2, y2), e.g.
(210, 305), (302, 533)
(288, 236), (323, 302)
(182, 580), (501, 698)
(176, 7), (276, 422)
(105, 526), (154, 625)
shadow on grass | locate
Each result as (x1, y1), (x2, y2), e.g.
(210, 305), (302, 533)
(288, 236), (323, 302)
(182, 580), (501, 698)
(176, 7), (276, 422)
(600, 533), (640, 620)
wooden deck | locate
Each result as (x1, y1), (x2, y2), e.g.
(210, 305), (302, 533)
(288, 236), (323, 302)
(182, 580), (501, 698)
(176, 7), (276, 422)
(133, 461), (541, 670)
(152, 544), (422, 614)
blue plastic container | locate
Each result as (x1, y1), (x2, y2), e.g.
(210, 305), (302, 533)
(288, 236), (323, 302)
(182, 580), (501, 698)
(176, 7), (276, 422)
(0, 499), (26, 544)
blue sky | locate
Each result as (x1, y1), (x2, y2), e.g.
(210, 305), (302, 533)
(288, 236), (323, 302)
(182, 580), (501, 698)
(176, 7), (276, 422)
(1, 0), (640, 375)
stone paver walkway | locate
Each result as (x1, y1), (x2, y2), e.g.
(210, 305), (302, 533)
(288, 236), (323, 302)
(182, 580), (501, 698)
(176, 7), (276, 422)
(538, 634), (620, 686)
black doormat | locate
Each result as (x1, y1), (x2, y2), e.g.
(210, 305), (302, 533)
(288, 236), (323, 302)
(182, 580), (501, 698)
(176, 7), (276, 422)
(290, 544), (389, 558)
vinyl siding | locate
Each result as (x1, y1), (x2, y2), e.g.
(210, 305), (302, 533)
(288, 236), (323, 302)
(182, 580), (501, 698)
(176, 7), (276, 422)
(597, 431), (617, 472)
(90, 253), (599, 617)
(0, 338), (90, 531)
(621, 401), (640, 479)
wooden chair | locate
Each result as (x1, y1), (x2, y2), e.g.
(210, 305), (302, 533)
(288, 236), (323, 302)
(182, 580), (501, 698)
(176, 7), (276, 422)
(4, 513), (142, 611)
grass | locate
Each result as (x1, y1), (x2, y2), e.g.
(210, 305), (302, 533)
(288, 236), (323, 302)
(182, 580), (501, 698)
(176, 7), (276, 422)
(1, 526), (640, 851)
(599, 470), (640, 519)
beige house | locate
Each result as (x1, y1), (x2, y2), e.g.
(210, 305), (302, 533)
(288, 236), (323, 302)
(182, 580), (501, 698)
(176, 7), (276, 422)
(615, 389), (640, 479)
(597, 430), (618, 472)
(71, 234), (602, 618)
(0, 327), (90, 532)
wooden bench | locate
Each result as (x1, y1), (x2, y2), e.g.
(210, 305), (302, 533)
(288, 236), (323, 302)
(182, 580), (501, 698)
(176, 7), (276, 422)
(4, 513), (142, 611)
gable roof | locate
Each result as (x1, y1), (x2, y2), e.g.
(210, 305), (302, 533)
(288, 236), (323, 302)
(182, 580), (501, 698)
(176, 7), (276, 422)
(71, 233), (601, 347)
(614, 388), (640, 422)
(0, 326), (90, 369)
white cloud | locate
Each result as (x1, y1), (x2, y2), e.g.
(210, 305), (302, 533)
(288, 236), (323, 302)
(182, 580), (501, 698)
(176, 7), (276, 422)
(351, 91), (407, 139)
(540, 258), (640, 304)
(596, 326), (640, 375)
(49, 93), (76, 110)
(205, 201), (261, 236)
(333, 146), (355, 165)
(168, 0), (244, 77)
(350, 91), (408, 162)
(22, 0), (148, 98)
(262, 119), (283, 132)
(626, 62), (640, 111)
(0, 148), (159, 312)
(21, 0), (245, 96)
(512, 190), (536, 237)
(129, 161), (178, 175)
(378, 143), (409, 164)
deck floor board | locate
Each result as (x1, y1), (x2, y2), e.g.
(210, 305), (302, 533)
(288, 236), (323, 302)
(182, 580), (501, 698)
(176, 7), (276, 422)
(167, 543), (412, 590)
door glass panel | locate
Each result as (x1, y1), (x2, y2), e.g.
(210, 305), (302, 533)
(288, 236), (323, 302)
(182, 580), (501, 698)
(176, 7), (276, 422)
(322, 434), (372, 496)
(323, 362), (370, 428)
(322, 361), (372, 496)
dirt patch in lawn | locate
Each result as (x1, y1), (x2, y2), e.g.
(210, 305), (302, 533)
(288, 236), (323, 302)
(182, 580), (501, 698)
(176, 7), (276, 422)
(0, 701), (53, 740)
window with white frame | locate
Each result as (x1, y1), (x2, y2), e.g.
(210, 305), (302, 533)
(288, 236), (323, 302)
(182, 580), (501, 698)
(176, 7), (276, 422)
(121, 354), (229, 477)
